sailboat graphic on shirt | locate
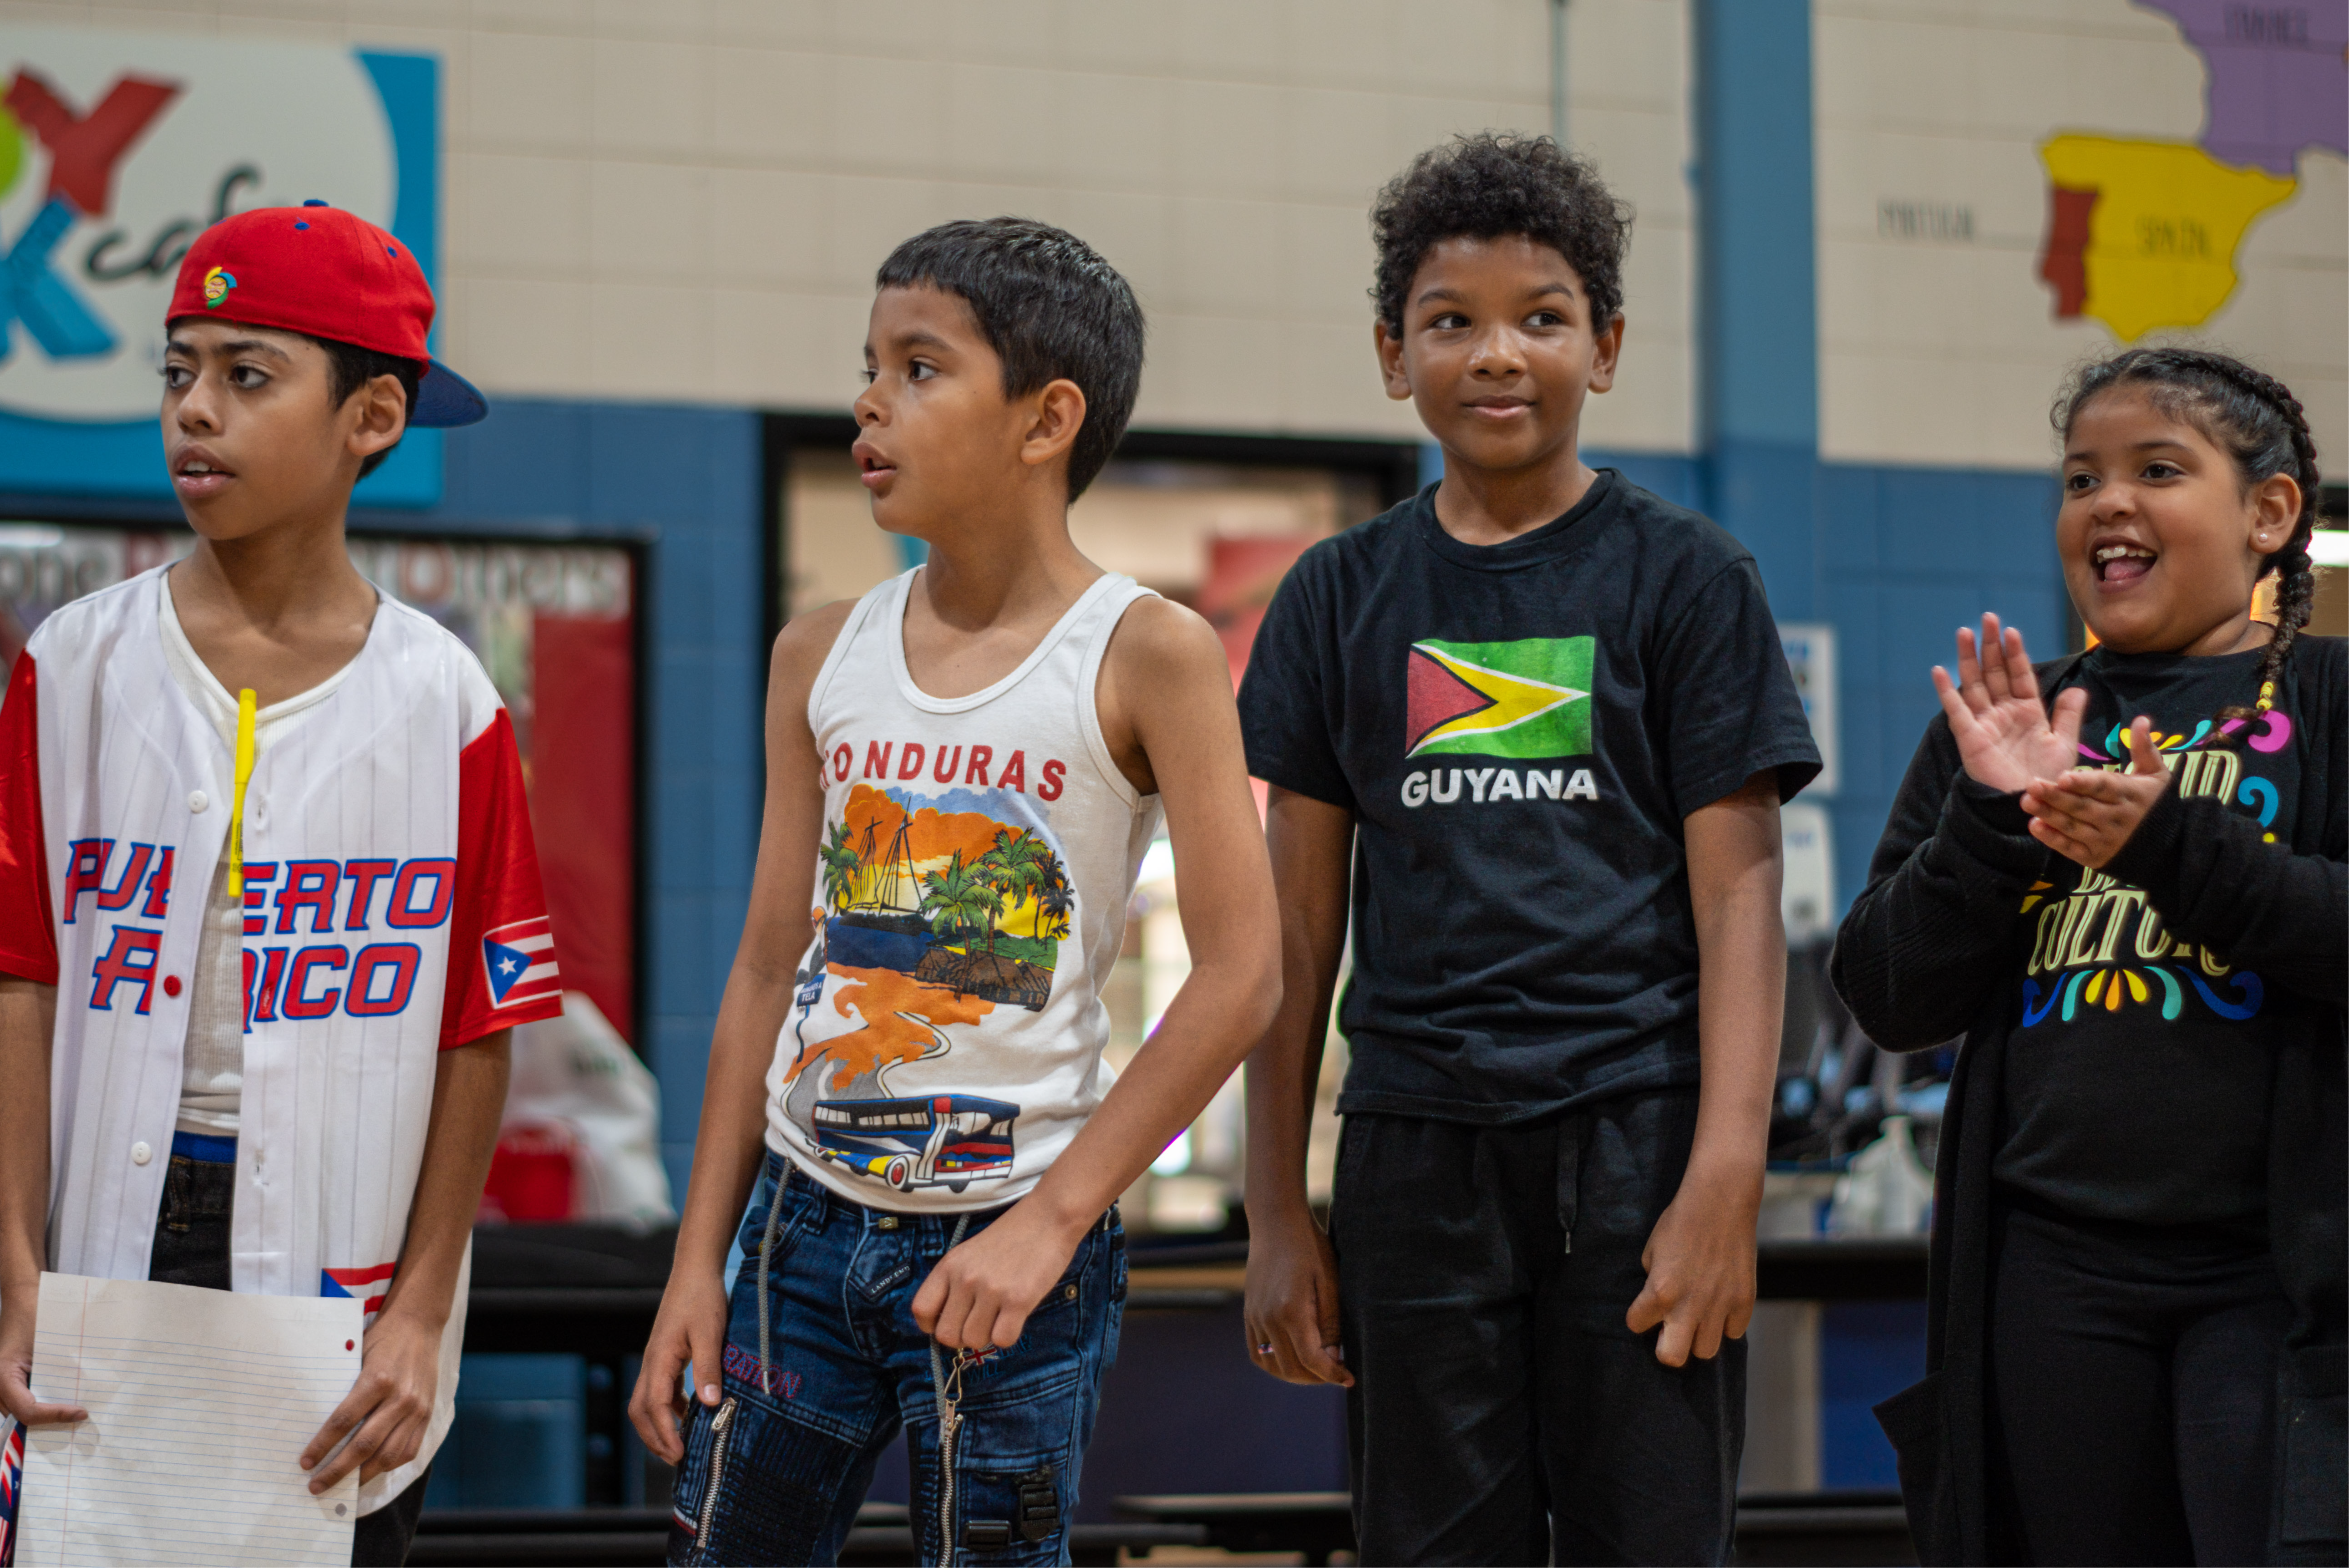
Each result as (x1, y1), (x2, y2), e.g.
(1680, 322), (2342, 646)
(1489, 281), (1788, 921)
(785, 782), (1069, 1192)
(825, 812), (937, 969)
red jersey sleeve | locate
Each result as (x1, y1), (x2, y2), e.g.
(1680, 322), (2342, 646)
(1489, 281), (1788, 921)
(442, 708), (563, 1048)
(0, 653), (58, 986)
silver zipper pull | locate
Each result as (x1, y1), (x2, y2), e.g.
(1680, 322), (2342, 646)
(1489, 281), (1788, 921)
(695, 1397), (739, 1551)
(936, 1396), (960, 1568)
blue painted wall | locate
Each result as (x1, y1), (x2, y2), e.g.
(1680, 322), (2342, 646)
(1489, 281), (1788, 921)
(1688, 0), (2065, 912)
(1818, 463), (2062, 906)
(1694, 1), (1817, 456)
(1691, 0), (1822, 651)
(1819, 1302), (1930, 1488)
(406, 399), (766, 1198)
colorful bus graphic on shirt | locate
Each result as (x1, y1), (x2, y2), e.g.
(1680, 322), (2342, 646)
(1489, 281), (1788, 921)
(807, 1093), (1020, 1193)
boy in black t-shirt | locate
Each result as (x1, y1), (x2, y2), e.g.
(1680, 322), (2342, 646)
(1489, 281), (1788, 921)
(1238, 135), (1819, 1564)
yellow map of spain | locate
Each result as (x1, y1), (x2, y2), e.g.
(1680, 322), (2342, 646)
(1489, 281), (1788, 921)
(2038, 137), (2296, 341)
(2034, 0), (2342, 342)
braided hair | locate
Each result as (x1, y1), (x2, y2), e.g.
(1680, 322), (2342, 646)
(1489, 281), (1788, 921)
(2052, 347), (2323, 725)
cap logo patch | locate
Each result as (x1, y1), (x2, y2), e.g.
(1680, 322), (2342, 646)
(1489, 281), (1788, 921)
(202, 265), (237, 308)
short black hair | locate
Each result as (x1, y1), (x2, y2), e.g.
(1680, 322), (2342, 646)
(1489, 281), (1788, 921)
(875, 218), (1145, 500)
(309, 336), (421, 480)
(1371, 133), (1633, 336)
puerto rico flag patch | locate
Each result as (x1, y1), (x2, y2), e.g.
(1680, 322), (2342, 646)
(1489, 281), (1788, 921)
(1, 1417), (22, 1565)
(482, 916), (560, 1010)
(321, 1262), (397, 1319)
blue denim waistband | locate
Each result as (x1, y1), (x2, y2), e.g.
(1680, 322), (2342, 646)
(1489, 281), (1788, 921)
(172, 1130), (237, 1164)
(761, 1148), (1116, 1235)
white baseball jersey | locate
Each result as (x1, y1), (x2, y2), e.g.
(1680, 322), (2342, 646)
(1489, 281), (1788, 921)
(0, 566), (563, 1514)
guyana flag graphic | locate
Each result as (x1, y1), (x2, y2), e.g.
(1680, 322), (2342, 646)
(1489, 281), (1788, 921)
(1406, 637), (1593, 759)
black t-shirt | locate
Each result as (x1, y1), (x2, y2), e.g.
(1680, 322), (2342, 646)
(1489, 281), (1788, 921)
(1238, 473), (1822, 1124)
(1994, 645), (2315, 1226)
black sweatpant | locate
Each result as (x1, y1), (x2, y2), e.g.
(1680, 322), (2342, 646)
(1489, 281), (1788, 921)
(1986, 1193), (2288, 1566)
(147, 1145), (431, 1567)
(1332, 1090), (1743, 1567)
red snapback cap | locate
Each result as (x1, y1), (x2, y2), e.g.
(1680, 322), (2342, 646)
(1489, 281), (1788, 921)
(167, 200), (487, 428)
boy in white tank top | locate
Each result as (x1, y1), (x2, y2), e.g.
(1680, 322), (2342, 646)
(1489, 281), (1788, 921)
(632, 219), (1281, 1565)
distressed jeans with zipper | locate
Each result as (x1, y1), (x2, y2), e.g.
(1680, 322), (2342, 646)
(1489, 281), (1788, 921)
(669, 1153), (1125, 1567)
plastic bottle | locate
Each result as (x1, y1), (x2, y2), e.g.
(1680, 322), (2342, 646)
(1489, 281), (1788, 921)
(1828, 1114), (1934, 1236)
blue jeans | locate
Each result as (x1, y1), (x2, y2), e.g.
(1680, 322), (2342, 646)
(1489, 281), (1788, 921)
(668, 1154), (1126, 1567)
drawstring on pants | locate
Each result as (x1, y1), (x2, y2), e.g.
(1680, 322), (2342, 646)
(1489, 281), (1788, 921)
(928, 1214), (974, 1568)
(754, 1178), (786, 1396)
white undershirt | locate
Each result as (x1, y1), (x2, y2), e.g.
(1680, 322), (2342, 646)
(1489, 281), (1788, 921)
(158, 576), (372, 1136)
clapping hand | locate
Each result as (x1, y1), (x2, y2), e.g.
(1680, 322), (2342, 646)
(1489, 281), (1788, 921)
(1931, 614), (2087, 794)
(2022, 717), (2170, 869)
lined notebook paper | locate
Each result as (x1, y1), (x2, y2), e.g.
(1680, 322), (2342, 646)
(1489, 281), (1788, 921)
(19, 1272), (362, 1567)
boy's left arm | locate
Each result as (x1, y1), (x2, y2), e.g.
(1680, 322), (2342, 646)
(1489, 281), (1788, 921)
(1628, 771), (1784, 1367)
(300, 1030), (510, 1492)
(914, 599), (1282, 1351)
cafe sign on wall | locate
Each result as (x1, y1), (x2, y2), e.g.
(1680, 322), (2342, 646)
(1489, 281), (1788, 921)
(0, 26), (441, 504)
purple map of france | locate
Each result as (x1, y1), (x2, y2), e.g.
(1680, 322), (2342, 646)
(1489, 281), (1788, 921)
(2138, 0), (2349, 173)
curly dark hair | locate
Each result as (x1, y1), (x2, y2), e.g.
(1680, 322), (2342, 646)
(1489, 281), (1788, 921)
(877, 217), (1145, 501)
(1370, 133), (1633, 336)
(2053, 346), (2324, 728)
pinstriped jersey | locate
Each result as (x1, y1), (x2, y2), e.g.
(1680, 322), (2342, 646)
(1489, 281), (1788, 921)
(0, 565), (562, 1513)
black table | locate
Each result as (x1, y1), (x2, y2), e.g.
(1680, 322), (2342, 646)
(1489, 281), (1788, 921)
(1756, 1236), (1929, 1300)
(464, 1226), (1930, 1355)
(409, 1502), (1206, 1568)
(456, 1225), (1931, 1541)
(1111, 1489), (1915, 1567)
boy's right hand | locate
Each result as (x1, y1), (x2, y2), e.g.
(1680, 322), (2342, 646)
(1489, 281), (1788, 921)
(1932, 613), (2088, 794)
(627, 1271), (729, 1465)
(1243, 1213), (1352, 1387)
(0, 1294), (88, 1427)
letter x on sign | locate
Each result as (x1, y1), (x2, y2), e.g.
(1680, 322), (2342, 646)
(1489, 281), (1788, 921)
(0, 70), (181, 363)
(5, 70), (182, 218)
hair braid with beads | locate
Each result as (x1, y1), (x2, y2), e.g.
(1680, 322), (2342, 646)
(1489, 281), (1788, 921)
(2053, 347), (2322, 730)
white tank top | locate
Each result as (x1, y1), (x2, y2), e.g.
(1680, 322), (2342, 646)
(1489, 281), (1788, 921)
(766, 569), (1164, 1213)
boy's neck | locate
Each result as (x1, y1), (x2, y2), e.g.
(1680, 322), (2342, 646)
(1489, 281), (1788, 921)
(905, 492), (1100, 634)
(1433, 449), (1601, 547)
(165, 534), (378, 706)
(896, 492), (1106, 702)
(171, 505), (376, 643)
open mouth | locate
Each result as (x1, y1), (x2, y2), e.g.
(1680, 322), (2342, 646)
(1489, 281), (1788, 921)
(173, 454), (236, 494)
(2093, 543), (2156, 584)
(853, 444), (897, 490)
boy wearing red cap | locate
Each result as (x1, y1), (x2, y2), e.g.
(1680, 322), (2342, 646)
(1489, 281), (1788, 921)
(0, 203), (553, 1565)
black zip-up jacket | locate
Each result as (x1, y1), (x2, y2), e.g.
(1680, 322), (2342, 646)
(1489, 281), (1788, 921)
(1832, 640), (2346, 1565)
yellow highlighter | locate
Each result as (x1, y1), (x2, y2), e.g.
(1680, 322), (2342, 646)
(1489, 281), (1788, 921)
(226, 688), (256, 898)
